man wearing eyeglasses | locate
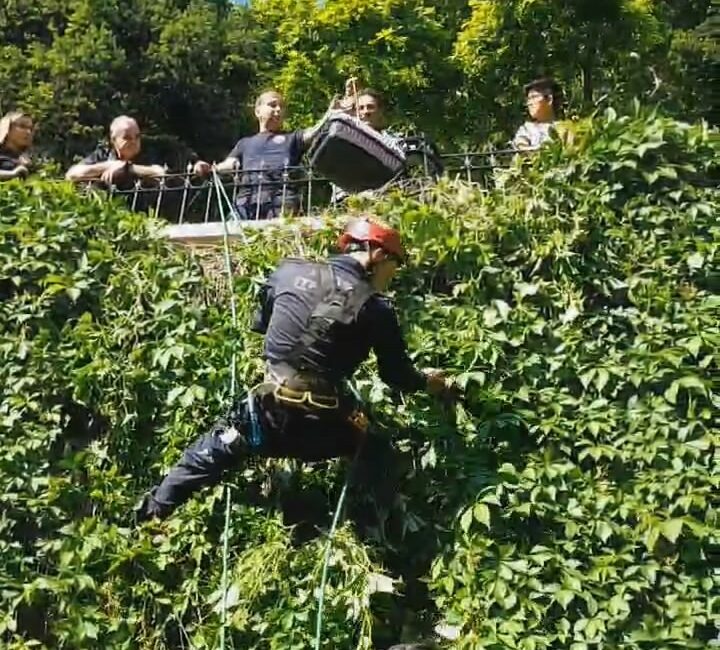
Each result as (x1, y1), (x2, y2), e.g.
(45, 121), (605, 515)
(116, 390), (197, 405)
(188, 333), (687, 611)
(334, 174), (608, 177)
(135, 217), (458, 522)
(511, 77), (564, 151)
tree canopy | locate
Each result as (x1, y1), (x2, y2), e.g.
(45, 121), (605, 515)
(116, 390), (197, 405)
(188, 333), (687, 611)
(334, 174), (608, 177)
(0, 0), (716, 162)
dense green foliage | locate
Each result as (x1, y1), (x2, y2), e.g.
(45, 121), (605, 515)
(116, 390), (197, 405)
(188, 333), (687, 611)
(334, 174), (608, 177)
(0, 109), (717, 648)
(423, 110), (719, 648)
(0, 0), (261, 161)
(0, 0), (716, 160)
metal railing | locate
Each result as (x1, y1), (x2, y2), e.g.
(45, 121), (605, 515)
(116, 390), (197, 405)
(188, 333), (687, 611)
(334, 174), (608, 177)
(82, 149), (520, 225)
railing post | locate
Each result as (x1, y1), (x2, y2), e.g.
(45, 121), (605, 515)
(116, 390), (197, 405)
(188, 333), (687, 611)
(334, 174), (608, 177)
(203, 176), (213, 224)
(230, 166), (240, 209)
(255, 161), (264, 221)
(280, 161), (289, 219)
(130, 179), (141, 212)
(154, 167), (167, 218)
(306, 164), (314, 216)
(178, 164), (192, 225)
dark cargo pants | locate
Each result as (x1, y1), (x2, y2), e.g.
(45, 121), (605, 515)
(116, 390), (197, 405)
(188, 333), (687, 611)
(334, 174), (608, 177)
(137, 391), (389, 520)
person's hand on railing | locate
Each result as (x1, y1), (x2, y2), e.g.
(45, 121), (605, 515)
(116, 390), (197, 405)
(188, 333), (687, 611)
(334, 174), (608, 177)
(100, 160), (131, 186)
(193, 160), (212, 177)
(208, 158), (241, 175)
(11, 165), (29, 180)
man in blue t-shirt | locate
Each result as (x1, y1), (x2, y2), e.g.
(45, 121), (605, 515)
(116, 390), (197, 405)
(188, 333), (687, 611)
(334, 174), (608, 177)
(194, 90), (330, 219)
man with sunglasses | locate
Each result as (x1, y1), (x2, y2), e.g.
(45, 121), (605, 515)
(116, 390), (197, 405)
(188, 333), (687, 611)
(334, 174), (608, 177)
(136, 217), (455, 521)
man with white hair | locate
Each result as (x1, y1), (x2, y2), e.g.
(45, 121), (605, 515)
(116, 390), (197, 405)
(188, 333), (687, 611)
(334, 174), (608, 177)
(66, 115), (165, 187)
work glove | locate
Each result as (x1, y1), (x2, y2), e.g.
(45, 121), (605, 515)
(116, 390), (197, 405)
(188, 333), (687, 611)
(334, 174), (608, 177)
(423, 369), (463, 404)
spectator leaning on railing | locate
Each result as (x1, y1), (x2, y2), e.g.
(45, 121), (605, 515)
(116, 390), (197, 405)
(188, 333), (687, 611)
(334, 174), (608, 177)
(0, 111), (35, 182)
(193, 90), (334, 220)
(65, 116), (165, 189)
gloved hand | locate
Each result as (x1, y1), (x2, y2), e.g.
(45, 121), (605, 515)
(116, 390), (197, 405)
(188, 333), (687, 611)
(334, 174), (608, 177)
(423, 369), (463, 403)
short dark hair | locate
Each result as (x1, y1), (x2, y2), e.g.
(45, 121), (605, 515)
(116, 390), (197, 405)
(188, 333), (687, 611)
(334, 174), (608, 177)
(357, 87), (384, 109)
(523, 77), (563, 113)
(255, 89), (284, 109)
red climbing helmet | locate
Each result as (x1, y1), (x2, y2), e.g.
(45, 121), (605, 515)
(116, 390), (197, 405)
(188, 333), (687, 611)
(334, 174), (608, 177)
(337, 216), (405, 262)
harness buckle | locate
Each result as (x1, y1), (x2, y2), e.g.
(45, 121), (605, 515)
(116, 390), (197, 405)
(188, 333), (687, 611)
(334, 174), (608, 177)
(272, 384), (340, 410)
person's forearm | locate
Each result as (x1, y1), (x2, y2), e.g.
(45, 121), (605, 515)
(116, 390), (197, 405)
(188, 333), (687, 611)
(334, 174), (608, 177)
(302, 120), (325, 146)
(0, 170), (18, 181)
(214, 157), (239, 173)
(65, 162), (117, 181)
(303, 104), (339, 146)
(379, 360), (427, 394)
(131, 163), (165, 179)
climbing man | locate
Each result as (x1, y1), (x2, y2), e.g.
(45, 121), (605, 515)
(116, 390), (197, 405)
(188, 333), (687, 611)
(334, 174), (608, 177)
(135, 216), (458, 521)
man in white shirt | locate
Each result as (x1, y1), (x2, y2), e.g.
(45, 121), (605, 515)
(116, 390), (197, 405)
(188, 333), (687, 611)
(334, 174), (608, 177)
(512, 77), (563, 151)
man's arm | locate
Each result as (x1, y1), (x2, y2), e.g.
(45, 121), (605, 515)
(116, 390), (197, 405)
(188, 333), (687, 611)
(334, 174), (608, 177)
(302, 120), (324, 146)
(129, 163), (166, 179)
(193, 137), (244, 177)
(367, 298), (428, 393)
(65, 160), (123, 182)
(192, 156), (239, 177)
(0, 166), (28, 181)
(214, 156), (240, 173)
(302, 103), (346, 146)
(367, 298), (457, 399)
(251, 275), (276, 334)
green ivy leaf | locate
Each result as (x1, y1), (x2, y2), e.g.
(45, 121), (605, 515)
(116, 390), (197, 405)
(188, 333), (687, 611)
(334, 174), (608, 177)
(473, 503), (490, 528)
(661, 518), (684, 544)
(556, 589), (575, 609)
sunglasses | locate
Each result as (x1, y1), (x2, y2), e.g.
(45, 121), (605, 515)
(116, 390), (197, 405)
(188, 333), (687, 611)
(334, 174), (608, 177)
(384, 252), (404, 266)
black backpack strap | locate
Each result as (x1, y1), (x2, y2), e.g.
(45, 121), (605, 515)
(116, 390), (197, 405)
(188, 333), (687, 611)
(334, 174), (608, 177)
(286, 263), (375, 369)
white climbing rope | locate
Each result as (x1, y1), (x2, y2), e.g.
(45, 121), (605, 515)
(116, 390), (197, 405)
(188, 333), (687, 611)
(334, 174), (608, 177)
(211, 169), (240, 650)
(210, 170), (359, 650)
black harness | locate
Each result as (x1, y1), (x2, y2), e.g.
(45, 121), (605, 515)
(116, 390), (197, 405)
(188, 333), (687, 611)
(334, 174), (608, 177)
(265, 258), (376, 409)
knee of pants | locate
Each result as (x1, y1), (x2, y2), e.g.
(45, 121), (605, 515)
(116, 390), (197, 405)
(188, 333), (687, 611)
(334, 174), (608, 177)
(185, 425), (247, 469)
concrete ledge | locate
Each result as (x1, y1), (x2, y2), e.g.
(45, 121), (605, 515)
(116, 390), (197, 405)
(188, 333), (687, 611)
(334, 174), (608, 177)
(163, 217), (329, 246)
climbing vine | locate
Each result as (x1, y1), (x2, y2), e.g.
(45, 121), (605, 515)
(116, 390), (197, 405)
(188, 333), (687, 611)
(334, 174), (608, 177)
(0, 108), (717, 648)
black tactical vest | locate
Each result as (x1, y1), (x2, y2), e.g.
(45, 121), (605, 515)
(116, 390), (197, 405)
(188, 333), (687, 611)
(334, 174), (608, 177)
(269, 258), (377, 376)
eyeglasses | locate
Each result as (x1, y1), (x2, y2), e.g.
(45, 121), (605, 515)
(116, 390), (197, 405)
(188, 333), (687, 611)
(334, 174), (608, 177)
(526, 93), (548, 104)
(11, 121), (34, 132)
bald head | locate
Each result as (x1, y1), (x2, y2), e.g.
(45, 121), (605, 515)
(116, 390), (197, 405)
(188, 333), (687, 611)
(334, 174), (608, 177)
(109, 115), (141, 161)
(110, 115), (139, 139)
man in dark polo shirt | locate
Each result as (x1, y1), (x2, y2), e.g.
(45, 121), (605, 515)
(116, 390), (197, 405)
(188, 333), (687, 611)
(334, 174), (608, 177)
(193, 90), (331, 219)
(65, 115), (165, 189)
